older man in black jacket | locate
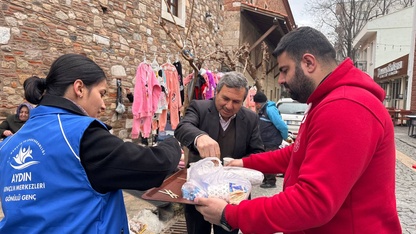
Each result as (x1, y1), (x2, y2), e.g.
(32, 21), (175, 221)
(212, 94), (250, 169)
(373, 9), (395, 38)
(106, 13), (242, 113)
(174, 71), (264, 234)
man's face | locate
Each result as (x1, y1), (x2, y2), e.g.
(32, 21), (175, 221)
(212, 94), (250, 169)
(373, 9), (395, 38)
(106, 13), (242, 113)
(214, 86), (246, 120)
(277, 52), (315, 103)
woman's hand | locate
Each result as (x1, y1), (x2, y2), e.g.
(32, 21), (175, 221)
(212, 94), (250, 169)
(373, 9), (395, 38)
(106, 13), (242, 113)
(3, 130), (13, 137)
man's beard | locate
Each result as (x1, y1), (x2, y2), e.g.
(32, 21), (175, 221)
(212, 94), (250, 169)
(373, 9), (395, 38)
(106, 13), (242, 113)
(285, 65), (315, 103)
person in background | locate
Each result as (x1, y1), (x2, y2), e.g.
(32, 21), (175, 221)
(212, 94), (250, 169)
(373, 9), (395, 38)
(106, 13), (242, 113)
(253, 91), (288, 188)
(126, 87), (134, 103)
(0, 102), (33, 139)
(193, 27), (402, 233)
(174, 71), (264, 234)
(0, 54), (181, 233)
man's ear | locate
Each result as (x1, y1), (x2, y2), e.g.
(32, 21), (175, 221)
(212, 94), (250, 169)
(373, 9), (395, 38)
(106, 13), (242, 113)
(302, 53), (316, 73)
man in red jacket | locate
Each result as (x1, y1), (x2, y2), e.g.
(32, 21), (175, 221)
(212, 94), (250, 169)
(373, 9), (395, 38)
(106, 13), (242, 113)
(194, 26), (402, 234)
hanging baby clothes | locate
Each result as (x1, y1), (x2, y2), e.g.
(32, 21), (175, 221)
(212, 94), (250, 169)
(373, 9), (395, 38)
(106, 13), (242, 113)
(245, 86), (257, 112)
(151, 57), (168, 134)
(161, 62), (182, 130)
(213, 71), (223, 84)
(131, 62), (161, 139)
(183, 72), (207, 101)
(155, 69), (169, 132)
(204, 70), (216, 100)
(183, 73), (193, 86)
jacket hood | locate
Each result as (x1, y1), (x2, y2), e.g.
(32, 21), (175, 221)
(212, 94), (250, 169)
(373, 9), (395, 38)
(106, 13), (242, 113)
(16, 102), (34, 117)
(308, 58), (385, 105)
(266, 100), (276, 107)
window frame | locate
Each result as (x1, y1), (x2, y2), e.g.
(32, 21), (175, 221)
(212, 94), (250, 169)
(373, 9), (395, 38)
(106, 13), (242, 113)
(161, 0), (186, 27)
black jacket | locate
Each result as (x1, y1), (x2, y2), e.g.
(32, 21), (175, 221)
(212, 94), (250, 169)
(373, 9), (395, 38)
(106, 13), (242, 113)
(174, 99), (264, 164)
(38, 95), (181, 193)
(0, 115), (25, 138)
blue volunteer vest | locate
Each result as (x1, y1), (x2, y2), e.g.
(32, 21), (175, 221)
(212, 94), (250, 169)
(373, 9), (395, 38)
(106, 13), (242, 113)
(0, 106), (129, 233)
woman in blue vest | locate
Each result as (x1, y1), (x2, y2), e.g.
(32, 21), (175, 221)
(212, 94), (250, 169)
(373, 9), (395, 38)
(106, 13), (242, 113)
(0, 54), (181, 233)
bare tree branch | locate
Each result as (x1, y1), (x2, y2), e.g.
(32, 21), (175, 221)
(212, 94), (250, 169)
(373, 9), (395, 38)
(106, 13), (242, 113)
(162, 0), (184, 48)
(185, 0), (196, 42)
(307, 0), (407, 60)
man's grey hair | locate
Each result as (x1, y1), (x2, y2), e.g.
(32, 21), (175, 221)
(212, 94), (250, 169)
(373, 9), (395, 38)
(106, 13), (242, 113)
(216, 71), (249, 99)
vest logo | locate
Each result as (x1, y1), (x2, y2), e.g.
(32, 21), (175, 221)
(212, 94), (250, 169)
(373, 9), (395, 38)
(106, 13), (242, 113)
(10, 146), (40, 170)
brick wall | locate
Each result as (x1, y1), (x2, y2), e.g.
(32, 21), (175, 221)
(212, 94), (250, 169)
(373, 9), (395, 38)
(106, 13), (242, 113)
(0, 0), (224, 139)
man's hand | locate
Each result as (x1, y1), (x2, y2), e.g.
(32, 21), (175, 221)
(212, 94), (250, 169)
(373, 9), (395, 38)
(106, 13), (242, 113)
(196, 135), (221, 159)
(225, 158), (243, 167)
(194, 197), (228, 226)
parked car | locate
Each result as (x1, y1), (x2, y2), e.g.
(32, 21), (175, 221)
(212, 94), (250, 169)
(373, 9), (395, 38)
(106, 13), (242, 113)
(276, 98), (308, 138)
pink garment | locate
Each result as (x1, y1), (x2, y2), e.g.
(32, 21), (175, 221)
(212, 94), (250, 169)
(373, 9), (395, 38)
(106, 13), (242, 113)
(183, 73), (194, 86)
(204, 71), (216, 100)
(212, 72), (220, 87)
(245, 87), (257, 112)
(158, 109), (168, 132)
(131, 62), (161, 139)
(162, 63), (182, 130)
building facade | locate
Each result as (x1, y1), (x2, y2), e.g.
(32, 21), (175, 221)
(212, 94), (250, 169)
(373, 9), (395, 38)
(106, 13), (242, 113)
(222, 0), (295, 101)
(353, 5), (415, 111)
(0, 0), (296, 139)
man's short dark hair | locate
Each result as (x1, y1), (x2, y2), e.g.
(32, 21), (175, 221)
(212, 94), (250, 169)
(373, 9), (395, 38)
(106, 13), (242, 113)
(273, 26), (336, 64)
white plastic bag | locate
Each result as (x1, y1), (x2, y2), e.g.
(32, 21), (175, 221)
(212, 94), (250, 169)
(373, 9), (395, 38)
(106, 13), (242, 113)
(182, 157), (254, 204)
(223, 167), (264, 185)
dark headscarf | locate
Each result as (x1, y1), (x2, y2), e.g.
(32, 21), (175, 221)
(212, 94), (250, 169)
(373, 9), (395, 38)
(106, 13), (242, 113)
(16, 102), (34, 118)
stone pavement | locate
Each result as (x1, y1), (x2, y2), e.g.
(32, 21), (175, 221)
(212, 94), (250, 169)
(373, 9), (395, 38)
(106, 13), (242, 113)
(392, 126), (416, 234)
(0, 126), (415, 233)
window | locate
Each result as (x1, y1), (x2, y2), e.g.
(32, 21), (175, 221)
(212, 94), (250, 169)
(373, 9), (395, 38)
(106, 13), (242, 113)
(392, 79), (401, 99)
(167, 0), (178, 17)
(161, 0), (186, 27)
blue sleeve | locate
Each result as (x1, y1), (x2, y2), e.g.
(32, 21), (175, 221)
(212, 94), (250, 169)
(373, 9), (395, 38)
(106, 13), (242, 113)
(267, 107), (289, 139)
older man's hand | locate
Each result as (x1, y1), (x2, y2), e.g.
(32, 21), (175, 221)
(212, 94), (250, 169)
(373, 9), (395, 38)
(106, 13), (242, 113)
(196, 135), (221, 159)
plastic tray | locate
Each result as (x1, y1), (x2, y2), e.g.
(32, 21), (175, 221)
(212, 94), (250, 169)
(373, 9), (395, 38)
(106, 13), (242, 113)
(141, 169), (195, 204)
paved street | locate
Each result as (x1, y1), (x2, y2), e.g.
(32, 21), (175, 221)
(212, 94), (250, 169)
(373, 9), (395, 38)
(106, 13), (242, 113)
(0, 126), (415, 233)
(393, 126), (416, 234)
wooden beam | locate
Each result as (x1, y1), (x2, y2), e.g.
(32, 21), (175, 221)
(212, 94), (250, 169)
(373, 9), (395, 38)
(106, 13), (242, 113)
(249, 24), (278, 52)
(274, 72), (280, 79)
(267, 62), (279, 74)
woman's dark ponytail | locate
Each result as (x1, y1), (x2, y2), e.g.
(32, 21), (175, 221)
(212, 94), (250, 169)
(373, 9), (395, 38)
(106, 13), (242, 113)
(23, 76), (46, 105)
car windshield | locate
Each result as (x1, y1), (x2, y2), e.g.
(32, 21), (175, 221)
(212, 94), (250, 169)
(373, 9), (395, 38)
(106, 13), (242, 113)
(278, 102), (308, 115)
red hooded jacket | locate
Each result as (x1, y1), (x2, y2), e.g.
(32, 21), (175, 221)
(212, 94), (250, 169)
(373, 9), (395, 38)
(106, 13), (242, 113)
(226, 59), (402, 234)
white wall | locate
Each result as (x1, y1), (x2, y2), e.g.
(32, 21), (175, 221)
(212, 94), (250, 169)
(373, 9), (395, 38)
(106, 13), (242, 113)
(371, 6), (414, 67)
(353, 6), (414, 77)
